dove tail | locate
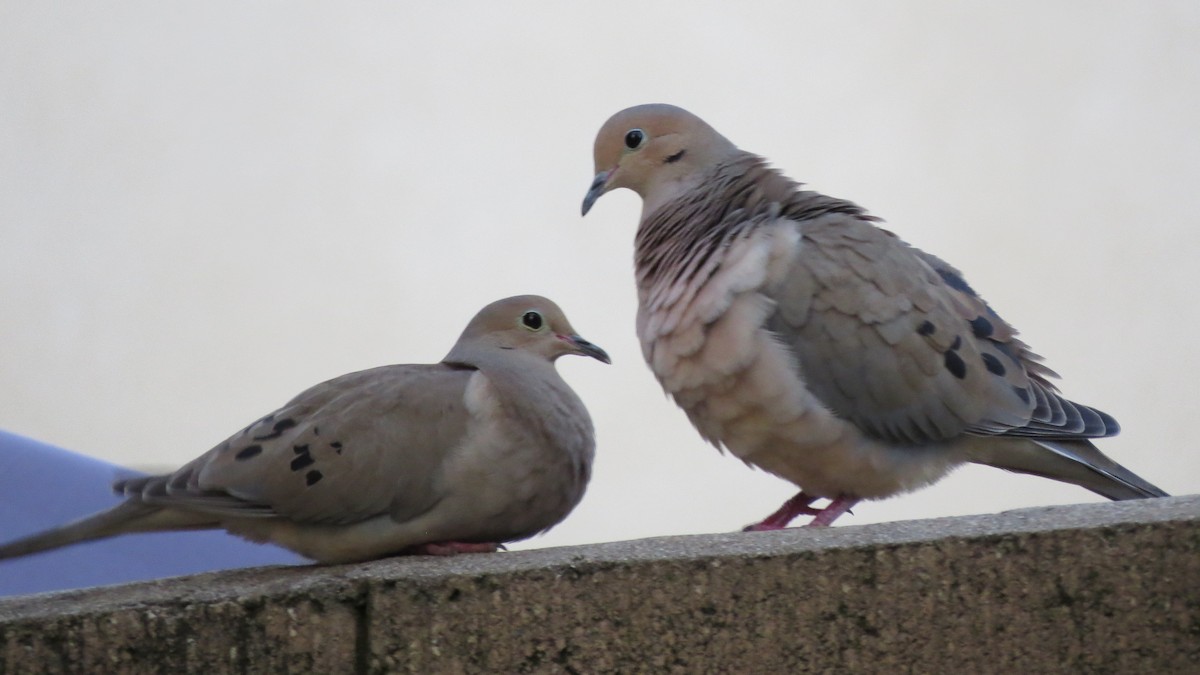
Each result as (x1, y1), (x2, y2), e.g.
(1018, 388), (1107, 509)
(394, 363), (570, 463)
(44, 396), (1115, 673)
(0, 501), (218, 560)
(967, 438), (1168, 500)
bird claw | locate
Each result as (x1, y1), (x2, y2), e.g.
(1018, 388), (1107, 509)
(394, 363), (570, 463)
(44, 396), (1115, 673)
(743, 491), (822, 530)
(744, 493), (859, 530)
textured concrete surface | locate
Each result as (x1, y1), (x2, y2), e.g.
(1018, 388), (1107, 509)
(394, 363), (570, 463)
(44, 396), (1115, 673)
(1, 496), (1198, 674)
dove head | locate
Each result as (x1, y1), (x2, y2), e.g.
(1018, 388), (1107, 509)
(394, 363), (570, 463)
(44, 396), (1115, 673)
(582, 103), (739, 218)
(445, 295), (610, 367)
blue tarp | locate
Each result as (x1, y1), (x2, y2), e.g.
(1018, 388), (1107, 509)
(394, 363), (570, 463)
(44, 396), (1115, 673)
(0, 429), (306, 597)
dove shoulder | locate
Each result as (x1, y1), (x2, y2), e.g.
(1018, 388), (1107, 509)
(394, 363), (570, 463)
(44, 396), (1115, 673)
(771, 188), (1118, 445)
(118, 363), (476, 527)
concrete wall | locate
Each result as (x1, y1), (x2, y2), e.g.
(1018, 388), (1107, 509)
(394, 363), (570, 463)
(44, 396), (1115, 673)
(2, 496), (1197, 674)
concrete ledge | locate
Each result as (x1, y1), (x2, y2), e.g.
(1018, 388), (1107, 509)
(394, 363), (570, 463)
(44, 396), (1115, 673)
(2, 496), (1198, 673)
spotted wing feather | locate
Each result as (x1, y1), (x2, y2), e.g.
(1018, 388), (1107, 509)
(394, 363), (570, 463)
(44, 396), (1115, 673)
(769, 212), (1117, 445)
(116, 364), (474, 526)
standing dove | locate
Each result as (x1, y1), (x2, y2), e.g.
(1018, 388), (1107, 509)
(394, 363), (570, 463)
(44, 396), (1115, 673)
(0, 295), (609, 563)
(582, 103), (1166, 529)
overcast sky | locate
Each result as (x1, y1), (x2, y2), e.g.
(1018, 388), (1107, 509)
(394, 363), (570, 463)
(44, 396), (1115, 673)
(2, 2), (1197, 552)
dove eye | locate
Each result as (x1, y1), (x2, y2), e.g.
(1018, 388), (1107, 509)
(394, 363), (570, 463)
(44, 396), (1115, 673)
(521, 311), (544, 331)
(624, 129), (646, 150)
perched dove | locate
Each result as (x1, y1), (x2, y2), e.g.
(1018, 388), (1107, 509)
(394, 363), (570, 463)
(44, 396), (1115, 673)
(0, 296), (609, 564)
(582, 103), (1166, 529)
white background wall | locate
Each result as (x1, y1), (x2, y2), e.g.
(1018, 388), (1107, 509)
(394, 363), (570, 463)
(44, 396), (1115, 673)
(2, 2), (1197, 550)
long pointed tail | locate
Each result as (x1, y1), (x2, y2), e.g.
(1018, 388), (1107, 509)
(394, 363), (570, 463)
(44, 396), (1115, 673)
(0, 502), (217, 560)
(966, 438), (1168, 500)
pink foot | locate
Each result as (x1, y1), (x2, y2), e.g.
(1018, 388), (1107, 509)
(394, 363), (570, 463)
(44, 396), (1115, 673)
(743, 492), (821, 531)
(406, 541), (504, 556)
(805, 495), (859, 528)
(743, 492), (859, 530)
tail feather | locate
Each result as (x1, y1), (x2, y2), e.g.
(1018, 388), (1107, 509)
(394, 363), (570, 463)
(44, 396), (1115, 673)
(0, 501), (219, 560)
(966, 438), (1168, 500)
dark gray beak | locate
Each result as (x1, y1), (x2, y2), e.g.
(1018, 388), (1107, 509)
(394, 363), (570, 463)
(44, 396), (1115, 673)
(565, 334), (611, 364)
(581, 170), (612, 216)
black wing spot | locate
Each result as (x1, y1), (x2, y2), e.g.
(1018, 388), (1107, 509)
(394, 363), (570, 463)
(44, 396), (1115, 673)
(331, 441), (344, 455)
(1013, 386), (1031, 404)
(992, 341), (1020, 364)
(944, 350), (967, 379)
(969, 316), (994, 338)
(936, 268), (979, 296)
(292, 444), (310, 455)
(235, 445), (263, 460)
(290, 451), (315, 472)
(981, 353), (1006, 376)
(290, 454), (315, 471)
(305, 470), (323, 486)
(254, 418), (297, 441)
(917, 320), (936, 336)
(950, 335), (963, 351)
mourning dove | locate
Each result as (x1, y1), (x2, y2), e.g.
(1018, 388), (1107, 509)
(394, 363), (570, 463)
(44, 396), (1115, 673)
(0, 295), (609, 563)
(582, 103), (1166, 529)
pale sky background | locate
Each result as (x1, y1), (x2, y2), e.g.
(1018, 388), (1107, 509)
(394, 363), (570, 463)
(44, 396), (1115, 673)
(1, 2), (1197, 553)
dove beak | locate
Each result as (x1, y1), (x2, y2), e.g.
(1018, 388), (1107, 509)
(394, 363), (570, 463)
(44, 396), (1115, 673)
(581, 170), (612, 216)
(562, 334), (611, 364)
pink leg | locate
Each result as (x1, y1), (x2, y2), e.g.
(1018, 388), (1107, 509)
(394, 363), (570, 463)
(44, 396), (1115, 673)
(806, 495), (859, 527)
(744, 492), (860, 531)
(743, 492), (822, 531)
(406, 541), (503, 556)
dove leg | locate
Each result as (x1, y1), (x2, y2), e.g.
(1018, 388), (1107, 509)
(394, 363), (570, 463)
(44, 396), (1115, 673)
(806, 496), (858, 527)
(743, 492), (823, 531)
(406, 541), (503, 556)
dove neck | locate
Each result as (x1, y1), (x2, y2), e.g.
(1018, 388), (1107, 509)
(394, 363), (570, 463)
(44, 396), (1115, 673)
(442, 342), (555, 374)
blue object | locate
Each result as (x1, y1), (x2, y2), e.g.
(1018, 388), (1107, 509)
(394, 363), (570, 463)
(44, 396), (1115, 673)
(0, 429), (307, 597)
